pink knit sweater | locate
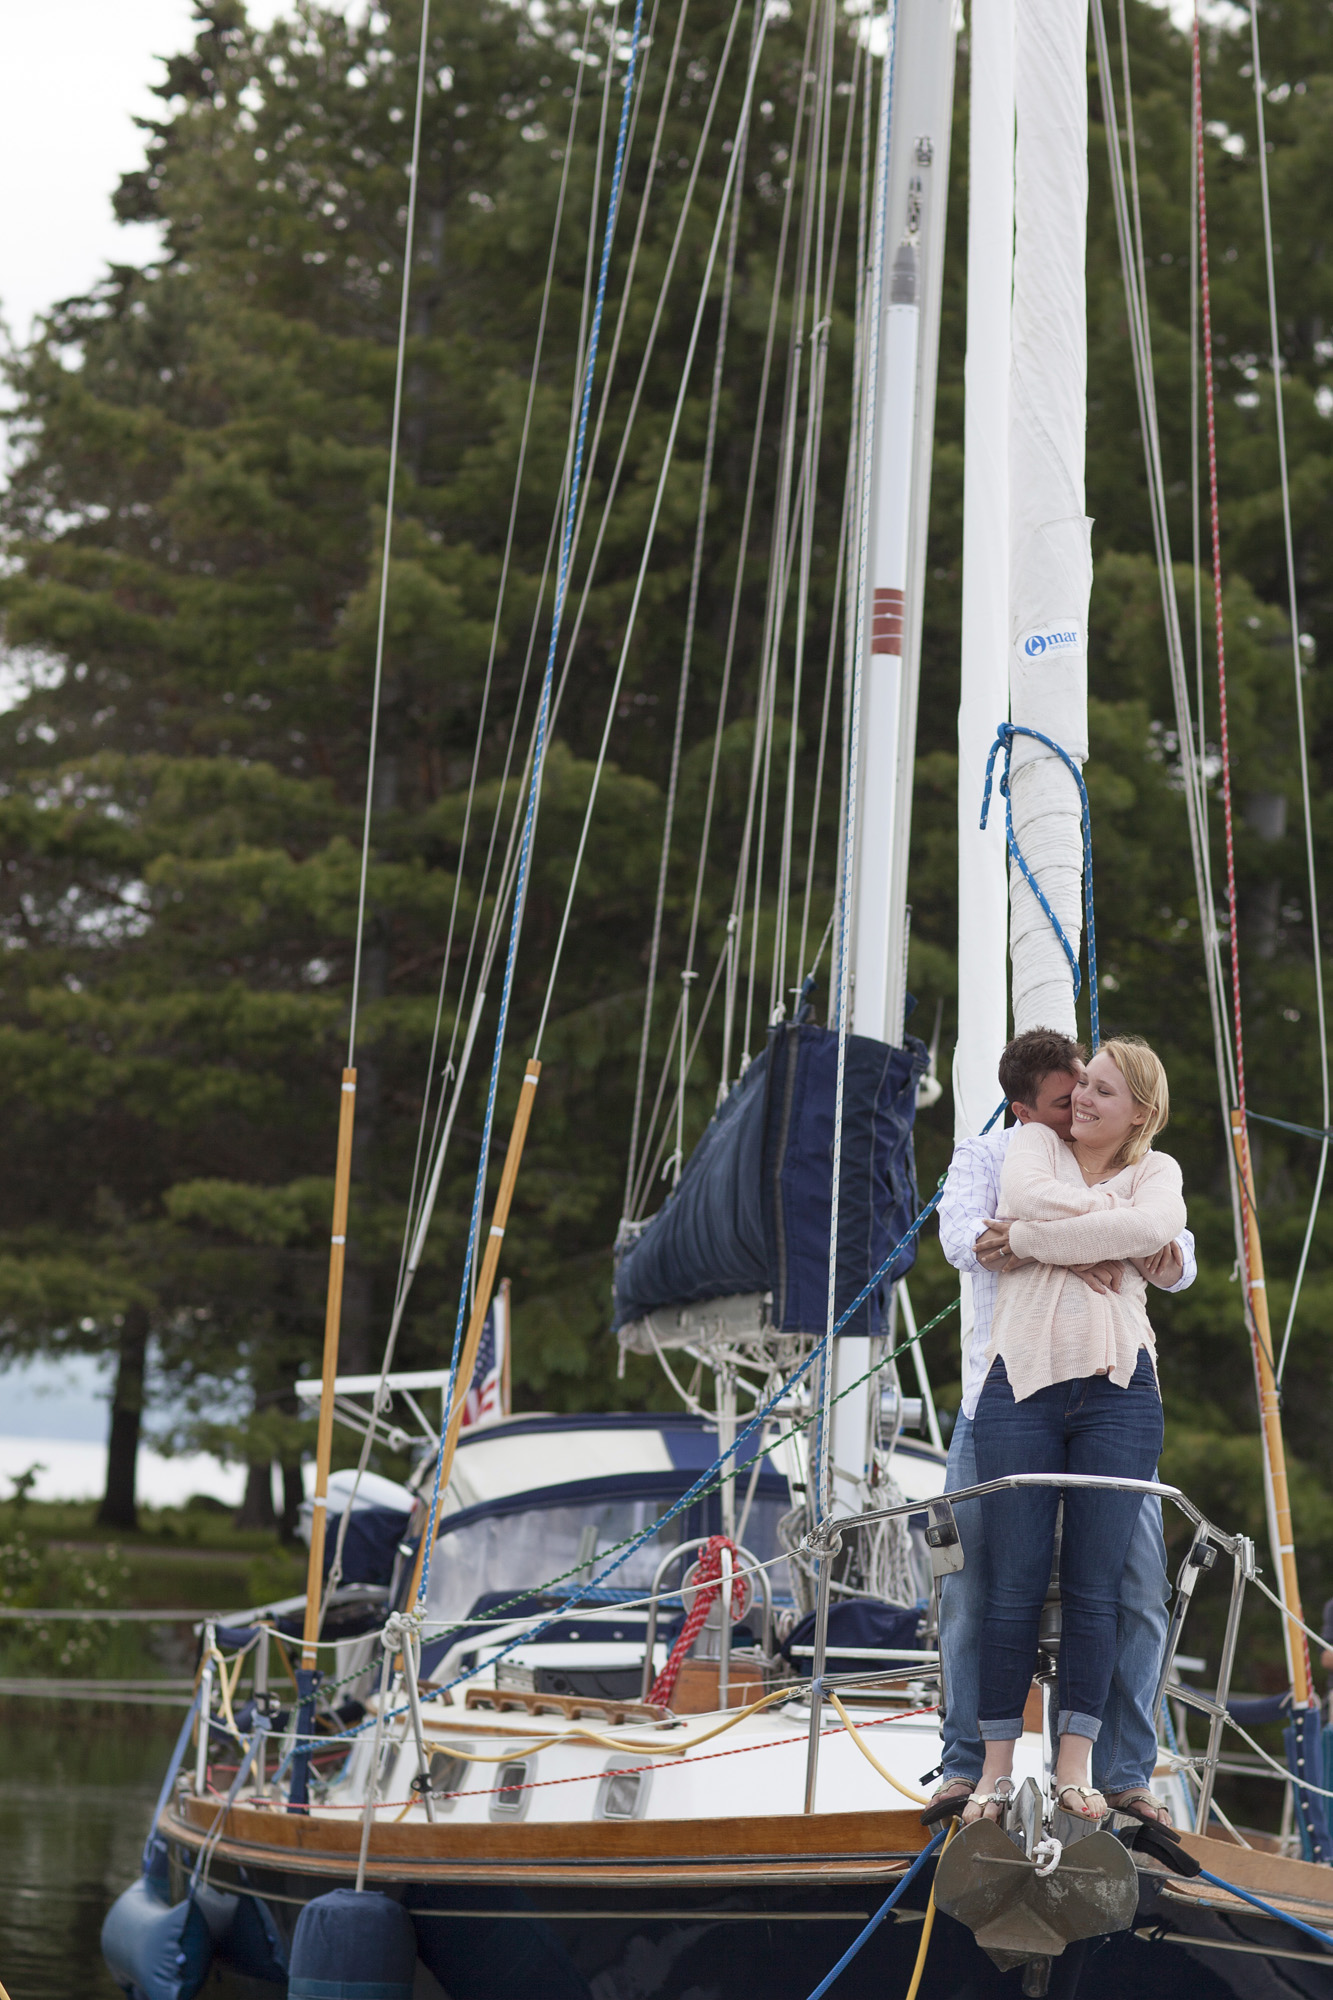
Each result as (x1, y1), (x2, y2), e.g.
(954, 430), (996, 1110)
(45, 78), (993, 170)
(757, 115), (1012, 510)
(985, 1120), (1187, 1403)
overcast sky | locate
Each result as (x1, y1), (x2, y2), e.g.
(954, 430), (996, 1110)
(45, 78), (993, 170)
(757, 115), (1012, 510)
(0, 0), (1220, 356)
(0, 0), (316, 351)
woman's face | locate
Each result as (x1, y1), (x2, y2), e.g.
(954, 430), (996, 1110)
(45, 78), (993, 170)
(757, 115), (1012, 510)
(1071, 1051), (1146, 1154)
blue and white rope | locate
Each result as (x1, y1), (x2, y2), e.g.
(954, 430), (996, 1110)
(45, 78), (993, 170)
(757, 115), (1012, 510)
(980, 721), (1101, 1050)
(416, 0), (647, 1608)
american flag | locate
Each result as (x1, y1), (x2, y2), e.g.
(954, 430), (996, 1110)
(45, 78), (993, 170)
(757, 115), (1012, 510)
(461, 1285), (508, 1431)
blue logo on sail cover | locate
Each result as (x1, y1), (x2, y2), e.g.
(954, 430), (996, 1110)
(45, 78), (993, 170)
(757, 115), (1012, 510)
(1024, 628), (1079, 658)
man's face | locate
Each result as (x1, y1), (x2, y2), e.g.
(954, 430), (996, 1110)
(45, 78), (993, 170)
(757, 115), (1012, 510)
(1012, 1065), (1085, 1141)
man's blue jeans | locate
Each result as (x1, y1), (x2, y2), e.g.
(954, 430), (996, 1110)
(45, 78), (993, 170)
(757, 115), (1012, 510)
(938, 1406), (1169, 1788)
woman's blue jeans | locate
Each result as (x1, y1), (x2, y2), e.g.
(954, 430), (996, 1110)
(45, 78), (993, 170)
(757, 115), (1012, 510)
(973, 1350), (1164, 1742)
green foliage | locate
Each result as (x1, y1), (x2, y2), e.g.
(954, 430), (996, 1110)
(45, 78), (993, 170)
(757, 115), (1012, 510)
(0, 1532), (133, 1676)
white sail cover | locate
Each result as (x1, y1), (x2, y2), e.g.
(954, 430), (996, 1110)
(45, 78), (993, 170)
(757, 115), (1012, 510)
(957, 0), (1013, 1137)
(1007, 0), (1092, 1039)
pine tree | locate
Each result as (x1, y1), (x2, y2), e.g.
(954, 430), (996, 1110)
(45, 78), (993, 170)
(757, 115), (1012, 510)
(3, 0), (1333, 1606)
(0, 0), (856, 1517)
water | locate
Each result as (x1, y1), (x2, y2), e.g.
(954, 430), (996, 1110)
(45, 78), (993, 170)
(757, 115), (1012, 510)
(0, 1703), (182, 2000)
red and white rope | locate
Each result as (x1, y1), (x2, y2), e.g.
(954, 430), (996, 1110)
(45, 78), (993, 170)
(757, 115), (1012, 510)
(1193, 11), (1248, 1147)
(648, 1535), (748, 1708)
(1193, 7), (1314, 1704)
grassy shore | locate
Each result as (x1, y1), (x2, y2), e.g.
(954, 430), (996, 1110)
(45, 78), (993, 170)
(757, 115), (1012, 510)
(0, 1498), (308, 1682)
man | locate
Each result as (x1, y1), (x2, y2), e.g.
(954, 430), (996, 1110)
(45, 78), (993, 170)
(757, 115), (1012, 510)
(927, 1028), (1195, 1823)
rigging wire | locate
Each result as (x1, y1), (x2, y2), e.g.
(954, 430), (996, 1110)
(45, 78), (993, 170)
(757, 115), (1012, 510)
(631, 935), (732, 1213)
(531, 0), (772, 1062)
(543, 0), (748, 753)
(344, 0), (433, 1070)
(741, 17), (829, 1050)
(1091, 0), (1236, 1123)
(315, 0), (434, 1615)
(796, 467), (850, 992)
(379, 0), (684, 1315)
(795, 28), (864, 992)
(1193, 6), (1318, 1729)
(622, 0), (754, 1213)
(1246, 0), (1331, 1382)
(384, 5), (598, 1343)
(370, 3), (631, 1336)
(831, 19), (875, 1024)
(1193, 12), (1249, 1151)
(778, 0), (857, 1017)
(416, 0), (649, 1609)
(325, 10), (619, 1606)
(669, 32), (854, 1120)
(817, 0), (895, 1517)
(773, 10), (836, 1022)
(540, 0), (689, 674)
(716, 16), (813, 1089)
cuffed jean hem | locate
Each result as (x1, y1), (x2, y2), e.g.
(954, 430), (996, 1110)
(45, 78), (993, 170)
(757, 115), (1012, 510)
(978, 1718), (1024, 1742)
(1058, 1709), (1102, 1742)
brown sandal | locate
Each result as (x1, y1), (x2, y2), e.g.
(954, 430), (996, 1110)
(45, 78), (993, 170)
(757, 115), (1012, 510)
(1057, 1783), (1108, 1823)
(1105, 1787), (1174, 1828)
(919, 1779), (975, 1827)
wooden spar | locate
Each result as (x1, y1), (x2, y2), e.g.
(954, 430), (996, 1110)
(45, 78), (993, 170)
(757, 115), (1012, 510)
(500, 1276), (512, 1416)
(405, 1060), (541, 1611)
(301, 1068), (358, 1670)
(1231, 1110), (1312, 1707)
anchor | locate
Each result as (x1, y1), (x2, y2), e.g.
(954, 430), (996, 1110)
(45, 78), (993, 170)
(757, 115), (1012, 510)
(932, 1779), (1140, 1994)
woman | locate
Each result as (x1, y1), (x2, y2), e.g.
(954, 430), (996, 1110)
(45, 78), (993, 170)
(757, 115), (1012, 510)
(963, 1037), (1185, 1827)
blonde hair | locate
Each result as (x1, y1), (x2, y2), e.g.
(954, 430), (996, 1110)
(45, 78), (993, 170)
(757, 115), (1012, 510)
(1099, 1036), (1170, 1166)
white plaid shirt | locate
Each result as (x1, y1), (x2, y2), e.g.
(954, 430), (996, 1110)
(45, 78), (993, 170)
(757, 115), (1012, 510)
(938, 1125), (1197, 1419)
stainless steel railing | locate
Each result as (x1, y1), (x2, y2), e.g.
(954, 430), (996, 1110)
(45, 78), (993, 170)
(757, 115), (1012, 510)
(799, 1471), (1255, 1832)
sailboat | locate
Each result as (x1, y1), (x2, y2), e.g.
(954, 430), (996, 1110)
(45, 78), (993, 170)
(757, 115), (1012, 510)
(101, 0), (1333, 1993)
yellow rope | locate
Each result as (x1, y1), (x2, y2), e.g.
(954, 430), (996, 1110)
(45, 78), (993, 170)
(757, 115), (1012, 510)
(828, 1692), (930, 1805)
(382, 1687), (799, 1819)
(396, 1684), (797, 1766)
(224, 1645), (247, 1720)
(206, 1647), (242, 1739)
(904, 1817), (954, 2000)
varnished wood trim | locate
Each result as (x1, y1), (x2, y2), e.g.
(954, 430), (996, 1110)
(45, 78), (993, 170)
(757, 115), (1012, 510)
(460, 1688), (668, 1726)
(163, 1822), (915, 1889)
(1173, 1830), (1333, 1915)
(162, 1799), (927, 1886)
(174, 1795), (928, 1864)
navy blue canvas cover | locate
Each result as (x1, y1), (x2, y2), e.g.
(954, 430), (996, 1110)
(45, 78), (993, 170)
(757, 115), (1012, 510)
(320, 1502), (409, 1586)
(780, 1599), (926, 1673)
(613, 1024), (927, 1337)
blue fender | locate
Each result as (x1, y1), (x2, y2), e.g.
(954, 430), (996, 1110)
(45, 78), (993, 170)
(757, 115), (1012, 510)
(101, 1878), (213, 2000)
(288, 1888), (417, 2000)
(215, 1891), (289, 1984)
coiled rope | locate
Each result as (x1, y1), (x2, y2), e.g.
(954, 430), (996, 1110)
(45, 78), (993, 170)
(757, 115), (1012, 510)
(647, 1535), (747, 1708)
(980, 721), (1100, 1049)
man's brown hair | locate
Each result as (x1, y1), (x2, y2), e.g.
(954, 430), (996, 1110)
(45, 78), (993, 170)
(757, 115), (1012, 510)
(997, 1028), (1087, 1108)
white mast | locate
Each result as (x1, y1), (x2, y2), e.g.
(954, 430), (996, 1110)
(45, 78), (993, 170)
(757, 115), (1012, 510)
(955, 0), (1014, 1392)
(832, 0), (958, 1521)
(849, 0), (958, 1051)
(1006, 0), (1091, 1037)
(956, 0), (1013, 1137)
